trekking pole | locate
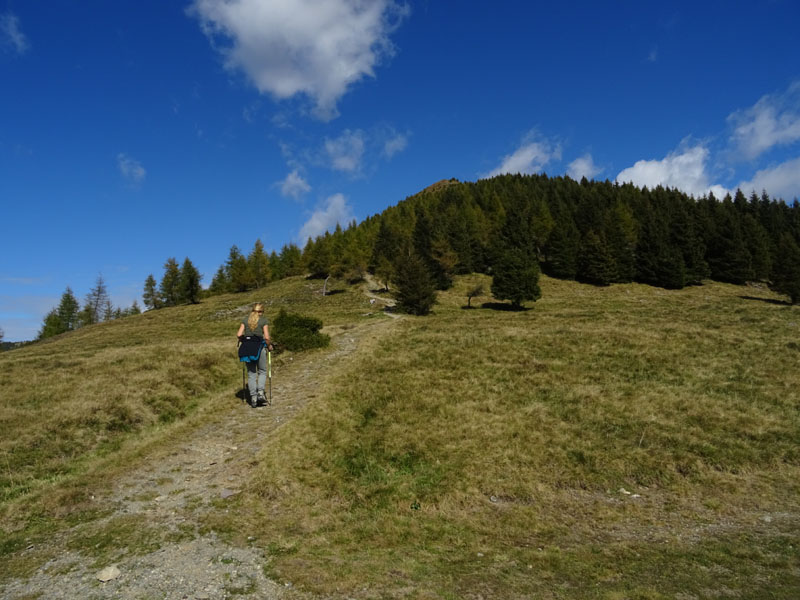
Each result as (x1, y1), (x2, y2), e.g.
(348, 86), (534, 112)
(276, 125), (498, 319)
(267, 347), (272, 405)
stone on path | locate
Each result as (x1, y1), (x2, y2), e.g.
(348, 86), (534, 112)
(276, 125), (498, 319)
(96, 565), (121, 582)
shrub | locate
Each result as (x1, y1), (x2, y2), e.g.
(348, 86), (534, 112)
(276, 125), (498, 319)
(272, 309), (330, 351)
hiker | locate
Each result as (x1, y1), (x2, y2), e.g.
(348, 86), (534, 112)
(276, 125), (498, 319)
(237, 302), (273, 406)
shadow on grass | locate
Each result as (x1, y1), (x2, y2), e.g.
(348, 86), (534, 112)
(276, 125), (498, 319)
(323, 289), (347, 296)
(739, 295), (792, 306)
(235, 388), (249, 402)
(481, 302), (531, 312)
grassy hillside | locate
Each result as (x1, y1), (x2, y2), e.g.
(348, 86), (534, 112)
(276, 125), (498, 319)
(0, 276), (365, 521)
(2, 274), (799, 598)
(228, 276), (799, 598)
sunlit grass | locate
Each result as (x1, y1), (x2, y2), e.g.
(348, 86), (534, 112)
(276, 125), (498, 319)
(2, 273), (798, 597)
(232, 275), (800, 598)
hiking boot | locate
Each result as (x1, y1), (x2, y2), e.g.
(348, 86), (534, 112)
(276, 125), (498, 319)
(248, 393), (258, 408)
(256, 391), (266, 406)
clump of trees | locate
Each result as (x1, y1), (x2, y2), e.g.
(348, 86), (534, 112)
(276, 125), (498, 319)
(38, 276), (141, 340)
(142, 257), (203, 310)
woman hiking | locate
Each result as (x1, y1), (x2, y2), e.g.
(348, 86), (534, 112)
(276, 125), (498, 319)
(237, 302), (273, 407)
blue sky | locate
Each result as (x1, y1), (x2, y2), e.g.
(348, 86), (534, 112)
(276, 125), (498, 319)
(2, 0), (799, 341)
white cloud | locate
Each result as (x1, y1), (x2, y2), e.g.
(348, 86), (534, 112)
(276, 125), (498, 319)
(280, 169), (311, 199)
(325, 129), (365, 172)
(0, 12), (29, 55)
(189, 0), (409, 120)
(382, 132), (408, 158)
(738, 156), (800, 202)
(485, 134), (561, 178)
(298, 193), (355, 241)
(728, 82), (800, 160)
(117, 153), (146, 183)
(616, 144), (729, 198)
(567, 154), (602, 181)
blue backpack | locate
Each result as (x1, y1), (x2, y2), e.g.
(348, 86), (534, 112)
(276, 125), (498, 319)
(238, 335), (265, 363)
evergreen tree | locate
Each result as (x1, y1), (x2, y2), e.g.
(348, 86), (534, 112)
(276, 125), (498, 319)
(56, 287), (80, 331)
(178, 257), (203, 304)
(491, 246), (542, 308)
(305, 235), (334, 279)
(160, 258), (181, 306)
(143, 274), (161, 310)
(279, 243), (304, 277)
(225, 245), (249, 292)
(247, 239), (271, 288)
(490, 199), (542, 309)
(208, 266), (230, 296)
(393, 250), (437, 315)
(544, 210), (579, 279)
(770, 233), (800, 304)
(604, 201), (638, 282)
(38, 309), (65, 340)
(102, 298), (114, 321)
(128, 299), (142, 315)
(577, 230), (615, 286)
(707, 216), (753, 284)
(82, 275), (110, 325)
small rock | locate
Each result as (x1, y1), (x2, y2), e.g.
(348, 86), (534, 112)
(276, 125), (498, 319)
(631, 494), (641, 499)
(220, 489), (237, 499)
(763, 515), (773, 523)
(96, 565), (121, 582)
(489, 496), (498, 503)
(477, 552), (484, 557)
(619, 488), (632, 495)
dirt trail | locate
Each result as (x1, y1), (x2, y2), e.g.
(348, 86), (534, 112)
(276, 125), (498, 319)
(2, 293), (401, 600)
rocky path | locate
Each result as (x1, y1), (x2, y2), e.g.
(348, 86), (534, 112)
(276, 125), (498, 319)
(2, 302), (401, 600)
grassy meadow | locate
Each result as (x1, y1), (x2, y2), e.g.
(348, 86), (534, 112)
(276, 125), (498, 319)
(1, 273), (799, 598)
(230, 276), (799, 598)
(0, 276), (365, 523)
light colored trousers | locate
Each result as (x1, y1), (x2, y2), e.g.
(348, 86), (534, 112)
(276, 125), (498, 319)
(246, 349), (267, 398)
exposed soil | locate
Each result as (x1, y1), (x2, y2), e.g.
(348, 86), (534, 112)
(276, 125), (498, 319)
(1, 286), (401, 600)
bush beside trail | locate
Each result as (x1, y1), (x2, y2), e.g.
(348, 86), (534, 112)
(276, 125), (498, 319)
(271, 309), (330, 352)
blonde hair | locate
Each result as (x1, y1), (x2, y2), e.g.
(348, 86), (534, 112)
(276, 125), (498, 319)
(247, 303), (264, 332)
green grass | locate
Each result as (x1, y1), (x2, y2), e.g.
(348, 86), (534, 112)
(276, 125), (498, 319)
(2, 273), (799, 598)
(229, 275), (800, 598)
(0, 276), (370, 568)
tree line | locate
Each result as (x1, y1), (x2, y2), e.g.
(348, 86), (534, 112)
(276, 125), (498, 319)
(38, 275), (142, 340)
(192, 175), (800, 311)
(28, 173), (800, 344)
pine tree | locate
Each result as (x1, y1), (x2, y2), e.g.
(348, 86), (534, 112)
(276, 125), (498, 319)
(82, 275), (110, 325)
(393, 250), (437, 315)
(208, 266), (230, 296)
(160, 258), (181, 306)
(544, 211), (579, 279)
(490, 199), (542, 309)
(279, 243), (304, 277)
(225, 245), (249, 292)
(56, 287), (80, 331)
(143, 274), (161, 310)
(577, 230), (615, 286)
(38, 309), (65, 339)
(178, 257), (203, 304)
(770, 233), (800, 304)
(128, 299), (142, 315)
(247, 239), (271, 288)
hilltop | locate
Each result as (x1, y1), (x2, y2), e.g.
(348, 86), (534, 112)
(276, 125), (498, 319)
(1, 272), (799, 598)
